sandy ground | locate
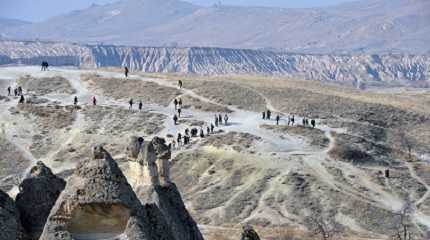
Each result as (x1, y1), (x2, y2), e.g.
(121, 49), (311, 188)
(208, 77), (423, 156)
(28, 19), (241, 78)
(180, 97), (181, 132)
(0, 66), (430, 239)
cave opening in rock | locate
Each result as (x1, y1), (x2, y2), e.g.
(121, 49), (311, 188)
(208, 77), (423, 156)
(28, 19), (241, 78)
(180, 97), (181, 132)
(67, 203), (131, 240)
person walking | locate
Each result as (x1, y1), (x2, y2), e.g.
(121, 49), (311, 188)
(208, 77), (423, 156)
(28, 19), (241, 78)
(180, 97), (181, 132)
(210, 123), (215, 134)
(218, 114), (222, 124)
(177, 108), (182, 118)
(276, 115), (280, 125)
(177, 133), (182, 146)
(139, 101), (143, 111)
(262, 112), (266, 120)
(215, 115), (219, 127)
(74, 96), (78, 106)
(129, 99), (134, 110)
(92, 96), (97, 106)
(174, 98), (178, 110)
(124, 66), (129, 78)
(19, 95), (25, 104)
(7, 86), (11, 96)
(173, 114), (179, 125)
(178, 98), (182, 107)
(224, 114), (229, 126)
(311, 119), (316, 128)
(291, 115), (295, 126)
(178, 80), (183, 89)
(267, 110), (271, 120)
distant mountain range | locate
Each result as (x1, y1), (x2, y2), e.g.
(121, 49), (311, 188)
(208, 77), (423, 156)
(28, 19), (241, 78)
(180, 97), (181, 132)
(0, 17), (30, 39)
(1, 0), (429, 54)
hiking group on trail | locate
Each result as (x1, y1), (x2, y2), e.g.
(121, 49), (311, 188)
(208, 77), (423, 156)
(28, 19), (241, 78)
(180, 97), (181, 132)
(262, 109), (316, 128)
(7, 86), (23, 97)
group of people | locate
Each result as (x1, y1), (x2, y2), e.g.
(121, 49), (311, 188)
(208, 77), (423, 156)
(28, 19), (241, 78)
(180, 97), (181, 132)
(173, 98), (184, 125)
(128, 98), (144, 111)
(172, 122), (216, 150)
(302, 117), (316, 128)
(262, 110), (282, 125)
(262, 109), (316, 128)
(41, 61), (49, 71)
(7, 86), (23, 97)
(7, 86), (25, 103)
(214, 113), (229, 127)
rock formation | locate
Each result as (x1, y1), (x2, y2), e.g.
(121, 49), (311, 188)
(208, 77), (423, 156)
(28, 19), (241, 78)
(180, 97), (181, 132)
(240, 225), (261, 240)
(0, 40), (429, 87)
(0, 189), (25, 240)
(16, 161), (66, 240)
(127, 136), (204, 240)
(39, 145), (175, 240)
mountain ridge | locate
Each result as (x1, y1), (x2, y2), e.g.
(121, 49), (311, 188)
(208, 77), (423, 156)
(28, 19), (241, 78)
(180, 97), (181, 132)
(2, 0), (429, 54)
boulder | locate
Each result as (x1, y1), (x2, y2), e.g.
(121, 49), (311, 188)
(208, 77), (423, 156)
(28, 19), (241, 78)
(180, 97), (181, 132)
(39, 145), (175, 240)
(0, 190), (25, 240)
(240, 225), (260, 240)
(16, 161), (66, 240)
(129, 136), (204, 240)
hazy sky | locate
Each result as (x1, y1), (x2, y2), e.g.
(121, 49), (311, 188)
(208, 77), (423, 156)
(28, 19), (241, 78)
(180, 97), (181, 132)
(0, 0), (358, 22)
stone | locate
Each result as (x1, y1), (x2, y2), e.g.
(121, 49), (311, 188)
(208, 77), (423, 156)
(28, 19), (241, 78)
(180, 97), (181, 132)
(16, 161), (66, 240)
(39, 145), (175, 240)
(240, 225), (261, 240)
(128, 136), (204, 240)
(0, 189), (25, 240)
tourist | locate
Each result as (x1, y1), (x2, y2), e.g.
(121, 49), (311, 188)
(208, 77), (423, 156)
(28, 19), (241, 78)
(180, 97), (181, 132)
(224, 114), (229, 125)
(124, 66), (129, 78)
(129, 99), (133, 110)
(178, 80), (183, 89)
(177, 108), (182, 117)
(262, 111), (266, 120)
(311, 119), (316, 128)
(215, 115), (219, 127)
(174, 98), (178, 109)
(210, 123), (215, 134)
(19, 95), (25, 104)
(173, 114), (178, 125)
(177, 133), (182, 145)
(74, 96), (78, 106)
(138, 101), (143, 111)
(7, 86), (11, 96)
(276, 115), (280, 125)
(266, 110), (271, 120)
(92, 96), (97, 106)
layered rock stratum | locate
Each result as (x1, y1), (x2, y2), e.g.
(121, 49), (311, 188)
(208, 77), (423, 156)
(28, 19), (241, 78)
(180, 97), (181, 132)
(0, 40), (429, 87)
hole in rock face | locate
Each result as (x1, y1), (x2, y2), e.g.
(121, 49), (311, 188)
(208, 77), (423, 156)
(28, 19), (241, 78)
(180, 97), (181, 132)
(67, 203), (130, 240)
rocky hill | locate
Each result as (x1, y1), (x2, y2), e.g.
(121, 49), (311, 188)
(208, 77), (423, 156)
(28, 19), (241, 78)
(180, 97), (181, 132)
(0, 40), (429, 87)
(2, 0), (429, 54)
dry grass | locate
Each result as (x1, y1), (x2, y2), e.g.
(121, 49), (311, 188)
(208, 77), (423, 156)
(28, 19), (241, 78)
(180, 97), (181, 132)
(81, 73), (181, 106)
(139, 72), (430, 114)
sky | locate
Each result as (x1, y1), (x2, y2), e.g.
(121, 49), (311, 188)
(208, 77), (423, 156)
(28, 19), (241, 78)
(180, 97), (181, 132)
(0, 0), (358, 22)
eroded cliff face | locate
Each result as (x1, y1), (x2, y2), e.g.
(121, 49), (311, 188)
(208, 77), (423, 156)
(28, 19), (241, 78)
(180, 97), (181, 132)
(1, 40), (429, 87)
